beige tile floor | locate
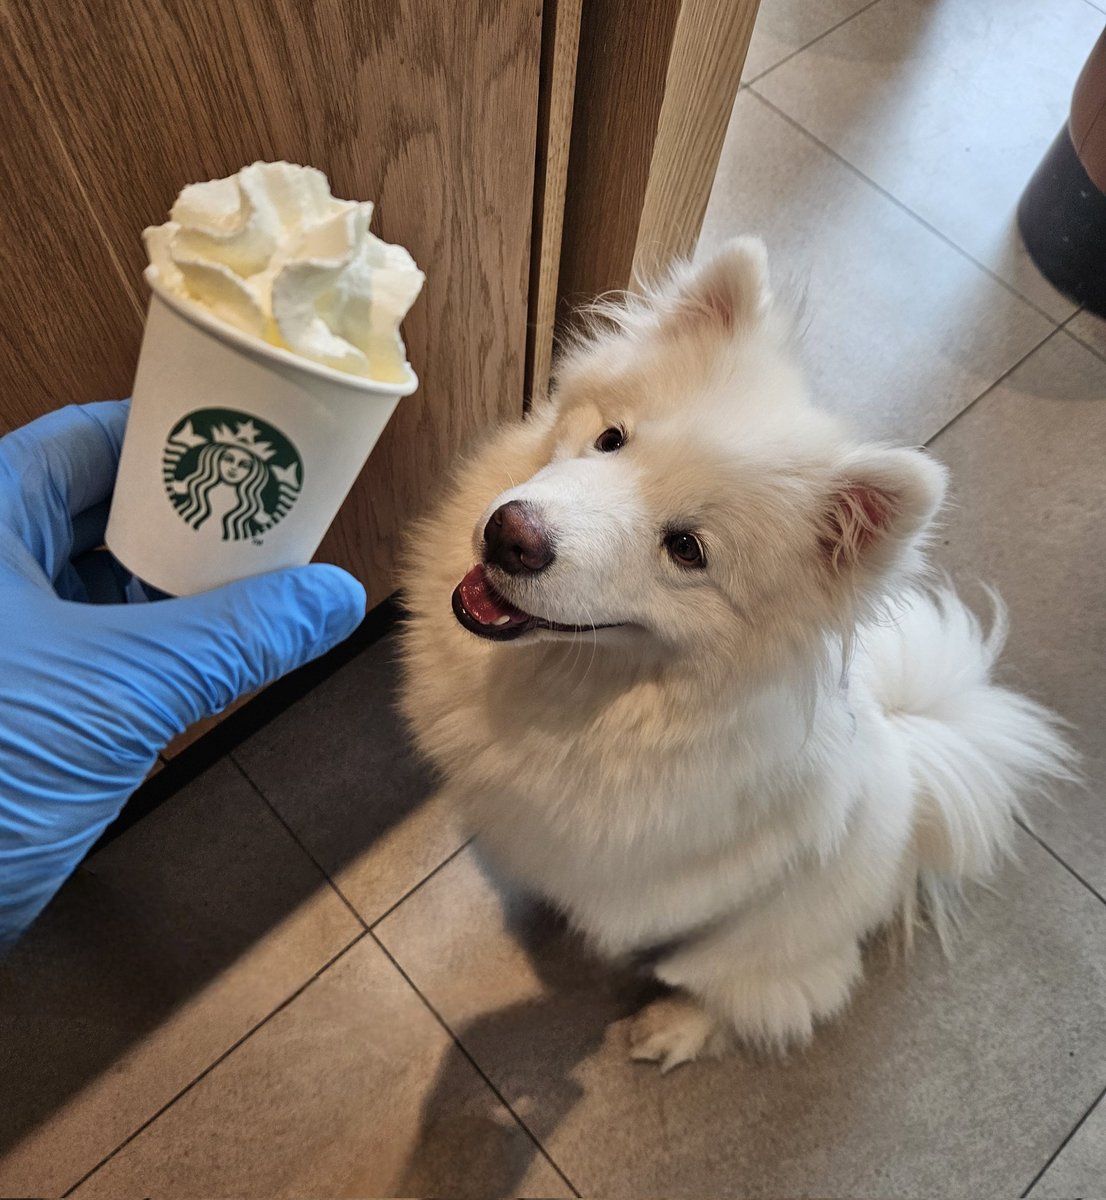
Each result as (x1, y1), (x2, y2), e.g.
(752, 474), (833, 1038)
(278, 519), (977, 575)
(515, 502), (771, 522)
(4, 0), (1106, 1195)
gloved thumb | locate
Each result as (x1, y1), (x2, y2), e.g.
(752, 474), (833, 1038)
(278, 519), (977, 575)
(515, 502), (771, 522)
(99, 563), (367, 738)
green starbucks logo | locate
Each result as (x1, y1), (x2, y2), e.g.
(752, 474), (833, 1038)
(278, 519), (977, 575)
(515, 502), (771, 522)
(163, 408), (303, 542)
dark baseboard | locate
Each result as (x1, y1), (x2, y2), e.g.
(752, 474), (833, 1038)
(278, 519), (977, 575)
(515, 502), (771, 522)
(92, 593), (403, 851)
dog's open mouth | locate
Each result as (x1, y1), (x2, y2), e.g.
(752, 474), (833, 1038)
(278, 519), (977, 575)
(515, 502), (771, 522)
(452, 565), (617, 642)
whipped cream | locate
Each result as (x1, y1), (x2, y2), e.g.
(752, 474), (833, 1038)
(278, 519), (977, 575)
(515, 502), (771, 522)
(144, 162), (424, 384)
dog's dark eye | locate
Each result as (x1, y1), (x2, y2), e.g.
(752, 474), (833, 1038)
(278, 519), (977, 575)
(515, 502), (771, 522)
(665, 531), (706, 569)
(595, 426), (625, 453)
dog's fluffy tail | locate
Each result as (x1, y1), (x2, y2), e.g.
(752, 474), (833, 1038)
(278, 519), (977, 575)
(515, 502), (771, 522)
(863, 589), (1077, 900)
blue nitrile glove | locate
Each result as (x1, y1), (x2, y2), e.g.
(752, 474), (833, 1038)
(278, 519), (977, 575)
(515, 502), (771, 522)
(0, 400), (366, 952)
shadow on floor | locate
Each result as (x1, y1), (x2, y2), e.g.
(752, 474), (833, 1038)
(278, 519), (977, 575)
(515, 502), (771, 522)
(395, 875), (665, 1198)
(0, 609), (444, 1183)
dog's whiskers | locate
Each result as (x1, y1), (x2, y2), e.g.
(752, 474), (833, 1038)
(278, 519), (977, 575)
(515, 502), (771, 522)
(571, 604), (600, 692)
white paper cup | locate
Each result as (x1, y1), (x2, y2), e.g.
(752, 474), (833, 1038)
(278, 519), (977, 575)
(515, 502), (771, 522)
(106, 281), (417, 596)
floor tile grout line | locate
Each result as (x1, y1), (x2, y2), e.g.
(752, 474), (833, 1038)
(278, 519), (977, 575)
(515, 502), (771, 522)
(745, 89), (1072, 327)
(229, 756), (369, 931)
(743, 0), (886, 88)
(1053, 309), (1088, 344)
(230, 752), (478, 934)
(1020, 1078), (1106, 1196)
(921, 325), (1063, 448)
(369, 836), (476, 930)
(60, 931), (369, 1197)
(923, 304), (1083, 445)
(1064, 317), (1106, 367)
(370, 931), (582, 1198)
(1016, 817), (1106, 910)
(1065, 328), (1106, 365)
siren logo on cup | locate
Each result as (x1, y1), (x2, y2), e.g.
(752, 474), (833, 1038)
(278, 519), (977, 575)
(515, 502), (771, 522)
(162, 408), (303, 543)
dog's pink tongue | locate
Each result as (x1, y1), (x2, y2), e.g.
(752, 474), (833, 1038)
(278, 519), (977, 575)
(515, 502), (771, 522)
(458, 565), (527, 625)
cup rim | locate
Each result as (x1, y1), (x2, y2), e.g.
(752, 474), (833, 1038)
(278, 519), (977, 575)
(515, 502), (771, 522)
(146, 270), (420, 398)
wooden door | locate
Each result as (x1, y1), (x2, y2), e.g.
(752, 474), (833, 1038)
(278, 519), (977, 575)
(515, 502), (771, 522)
(0, 0), (543, 611)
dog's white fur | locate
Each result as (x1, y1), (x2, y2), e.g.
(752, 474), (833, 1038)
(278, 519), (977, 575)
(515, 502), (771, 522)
(399, 238), (1075, 1070)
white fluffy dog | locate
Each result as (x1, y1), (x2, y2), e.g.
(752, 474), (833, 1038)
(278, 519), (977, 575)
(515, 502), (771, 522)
(399, 238), (1074, 1070)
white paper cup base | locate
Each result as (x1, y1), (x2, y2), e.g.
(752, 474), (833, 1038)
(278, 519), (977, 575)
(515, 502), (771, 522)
(106, 285), (416, 596)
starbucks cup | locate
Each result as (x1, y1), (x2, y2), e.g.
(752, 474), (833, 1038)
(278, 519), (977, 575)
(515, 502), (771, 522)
(105, 280), (417, 596)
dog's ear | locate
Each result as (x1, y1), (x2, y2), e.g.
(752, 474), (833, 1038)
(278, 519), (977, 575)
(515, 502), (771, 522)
(661, 236), (770, 335)
(820, 447), (946, 575)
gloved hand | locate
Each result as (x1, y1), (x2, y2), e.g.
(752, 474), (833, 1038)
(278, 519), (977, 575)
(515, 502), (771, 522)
(0, 400), (366, 952)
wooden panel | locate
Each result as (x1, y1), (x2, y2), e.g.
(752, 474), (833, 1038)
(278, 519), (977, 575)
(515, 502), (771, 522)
(556, 0), (759, 324)
(525, 0), (583, 402)
(0, 25), (142, 433)
(631, 0), (758, 281)
(3, 0), (543, 608)
(556, 0), (682, 308)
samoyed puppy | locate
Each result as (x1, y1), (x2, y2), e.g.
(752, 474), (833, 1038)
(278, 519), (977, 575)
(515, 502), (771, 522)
(399, 238), (1073, 1070)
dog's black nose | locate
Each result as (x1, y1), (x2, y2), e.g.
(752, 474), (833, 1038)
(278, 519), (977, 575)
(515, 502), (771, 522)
(484, 501), (555, 575)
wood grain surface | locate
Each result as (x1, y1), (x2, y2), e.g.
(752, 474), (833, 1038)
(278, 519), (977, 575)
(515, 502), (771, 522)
(555, 0), (758, 331)
(0, 24), (142, 432)
(632, 0), (757, 282)
(556, 0), (682, 310)
(2, 0), (543, 608)
(526, 0), (583, 402)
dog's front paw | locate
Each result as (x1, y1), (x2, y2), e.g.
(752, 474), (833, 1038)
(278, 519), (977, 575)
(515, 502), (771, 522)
(628, 995), (729, 1073)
